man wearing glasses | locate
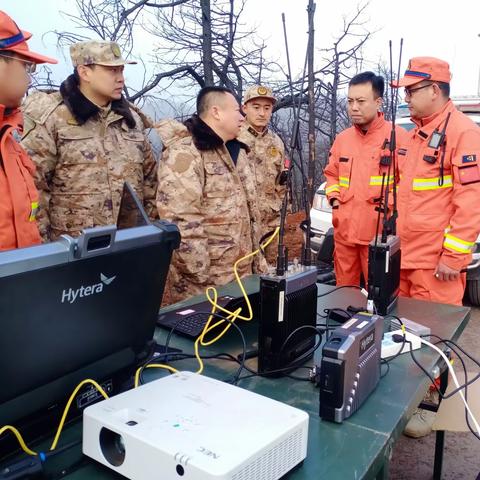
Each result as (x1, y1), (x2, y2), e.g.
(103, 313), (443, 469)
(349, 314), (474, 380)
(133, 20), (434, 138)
(392, 57), (480, 306)
(0, 10), (57, 251)
(392, 57), (480, 439)
(21, 41), (157, 241)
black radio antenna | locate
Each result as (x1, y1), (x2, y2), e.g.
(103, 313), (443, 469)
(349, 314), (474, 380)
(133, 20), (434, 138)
(276, 12), (311, 275)
(381, 38), (403, 242)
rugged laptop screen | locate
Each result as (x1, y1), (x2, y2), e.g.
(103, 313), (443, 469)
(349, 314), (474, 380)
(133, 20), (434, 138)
(0, 222), (179, 457)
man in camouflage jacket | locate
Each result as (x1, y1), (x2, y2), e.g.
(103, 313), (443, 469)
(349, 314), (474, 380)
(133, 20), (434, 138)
(156, 87), (266, 304)
(238, 85), (288, 263)
(21, 40), (157, 241)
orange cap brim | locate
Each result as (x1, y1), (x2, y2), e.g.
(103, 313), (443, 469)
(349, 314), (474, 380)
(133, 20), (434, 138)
(4, 30), (57, 64)
(10, 47), (58, 64)
(391, 76), (424, 88)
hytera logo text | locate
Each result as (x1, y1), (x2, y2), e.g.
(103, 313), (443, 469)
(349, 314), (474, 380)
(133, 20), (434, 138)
(61, 273), (116, 304)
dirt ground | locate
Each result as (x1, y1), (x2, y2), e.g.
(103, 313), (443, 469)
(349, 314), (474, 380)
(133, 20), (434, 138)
(389, 301), (480, 480)
(284, 211), (305, 260)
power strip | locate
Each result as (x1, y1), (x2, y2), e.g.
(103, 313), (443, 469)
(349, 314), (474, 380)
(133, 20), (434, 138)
(389, 317), (431, 337)
(381, 330), (421, 359)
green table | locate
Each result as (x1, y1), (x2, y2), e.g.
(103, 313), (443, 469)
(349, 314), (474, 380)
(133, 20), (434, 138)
(28, 278), (472, 479)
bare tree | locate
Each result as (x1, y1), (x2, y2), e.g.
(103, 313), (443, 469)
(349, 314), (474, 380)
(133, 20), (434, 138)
(48, 0), (278, 111)
(50, 0), (192, 105)
(319, 2), (372, 145)
(148, 0), (279, 100)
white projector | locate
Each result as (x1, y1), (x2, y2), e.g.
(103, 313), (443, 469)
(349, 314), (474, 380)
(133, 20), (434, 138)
(83, 371), (309, 480)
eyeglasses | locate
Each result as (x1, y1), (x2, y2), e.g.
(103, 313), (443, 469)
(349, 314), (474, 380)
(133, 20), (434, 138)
(404, 83), (433, 98)
(0, 53), (36, 74)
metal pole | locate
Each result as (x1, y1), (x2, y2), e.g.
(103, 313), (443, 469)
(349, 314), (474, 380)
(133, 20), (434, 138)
(307, 0), (316, 204)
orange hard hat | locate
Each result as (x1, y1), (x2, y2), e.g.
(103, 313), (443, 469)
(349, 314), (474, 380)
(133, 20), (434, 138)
(391, 57), (451, 88)
(0, 10), (57, 64)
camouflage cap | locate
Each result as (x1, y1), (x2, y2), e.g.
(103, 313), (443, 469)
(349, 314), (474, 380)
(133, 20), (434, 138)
(243, 85), (276, 104)
(70, 41), (137, 67)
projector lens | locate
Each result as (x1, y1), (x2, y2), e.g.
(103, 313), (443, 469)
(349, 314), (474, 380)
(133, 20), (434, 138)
(99, 427), (126, 466)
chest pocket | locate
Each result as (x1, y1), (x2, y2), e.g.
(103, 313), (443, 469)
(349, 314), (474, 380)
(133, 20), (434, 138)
(411, 144), (453, 193)
(120, 130), (145, 163)
(203, 160), (234, 199)
(338, 156), (354, 202)
(57, 127), (98, 164)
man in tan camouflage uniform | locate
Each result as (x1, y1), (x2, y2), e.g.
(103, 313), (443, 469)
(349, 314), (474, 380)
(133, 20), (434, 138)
(21, 41), (157, 241)
(156, 86), (266, 304)
(238, 85), (287, 263)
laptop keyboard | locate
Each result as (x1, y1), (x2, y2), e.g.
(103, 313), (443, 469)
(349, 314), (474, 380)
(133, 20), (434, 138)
(157, 311), (211, 338)
(157, 293), (259, 339)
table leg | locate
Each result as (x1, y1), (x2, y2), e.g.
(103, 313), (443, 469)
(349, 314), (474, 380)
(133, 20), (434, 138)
(433, 351), (450, 480)
(376, 462), (389, 480)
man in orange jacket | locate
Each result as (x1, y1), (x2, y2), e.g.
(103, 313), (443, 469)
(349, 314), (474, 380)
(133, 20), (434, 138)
(324, 72), (408, 286)
(392, 57), (480, 306)
(0, 11), (57, 251)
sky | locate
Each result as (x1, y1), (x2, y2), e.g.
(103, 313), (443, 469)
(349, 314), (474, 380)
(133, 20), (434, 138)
(5, 0), (480, 107)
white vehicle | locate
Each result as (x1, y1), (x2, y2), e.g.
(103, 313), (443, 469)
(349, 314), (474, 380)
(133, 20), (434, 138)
(310, 96), (480, 304)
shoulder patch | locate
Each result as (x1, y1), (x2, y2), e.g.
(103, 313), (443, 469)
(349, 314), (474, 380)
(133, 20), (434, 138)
(22, 91), (63, 125)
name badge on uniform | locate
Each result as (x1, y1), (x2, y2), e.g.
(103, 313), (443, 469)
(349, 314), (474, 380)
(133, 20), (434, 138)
(462, 154), (477, 164)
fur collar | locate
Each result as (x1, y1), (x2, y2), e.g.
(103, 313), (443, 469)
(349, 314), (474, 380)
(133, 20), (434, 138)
(59, 74), (136, 128)
(184, 114), (248, 153)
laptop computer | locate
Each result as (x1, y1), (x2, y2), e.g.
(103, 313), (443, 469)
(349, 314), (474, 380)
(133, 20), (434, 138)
(0, 220), (180, 459)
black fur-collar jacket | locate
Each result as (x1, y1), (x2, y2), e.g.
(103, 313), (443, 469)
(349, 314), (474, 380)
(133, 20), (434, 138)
(184, 114), (248, 161)
(59, 74), (136, 128)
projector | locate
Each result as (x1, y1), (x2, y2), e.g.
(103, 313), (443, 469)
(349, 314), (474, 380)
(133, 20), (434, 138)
(83, 371), (309, 480)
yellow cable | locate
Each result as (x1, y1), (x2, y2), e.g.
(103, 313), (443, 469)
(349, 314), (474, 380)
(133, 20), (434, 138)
(134, 363), (179, 388)
(193, 227), (280, 374)
(0, 425), (37, 456)
(3, 229), (281, 454)
(0, 378), (110, 456)
(205, 227), (280, 323)
(50, 379), (108, 451)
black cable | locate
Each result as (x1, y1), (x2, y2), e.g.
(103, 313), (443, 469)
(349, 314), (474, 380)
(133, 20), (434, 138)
(144, 311), (247, 385)
(316, 308), (352, 320)
(416, 336), (480, 441)
(317, 285), (362, 298)
(380, 359), (390, 378)
(421, 334), (480, 439)
(424, 334), (480, 370)
(407, 338), (480, 400)
(403, 338), (480, 441)
(237, 367), (313, 383)
(237, 328), (323, 382)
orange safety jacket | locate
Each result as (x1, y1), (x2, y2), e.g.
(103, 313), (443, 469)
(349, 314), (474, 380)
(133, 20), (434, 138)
(397, 100), (480, 271)
(324, 113), (408, 245)
(0, 104), (41, 251)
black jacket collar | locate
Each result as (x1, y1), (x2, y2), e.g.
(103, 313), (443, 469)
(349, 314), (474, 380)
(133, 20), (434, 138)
(184, 114), (248, 154)
(59, 74), (136, 128)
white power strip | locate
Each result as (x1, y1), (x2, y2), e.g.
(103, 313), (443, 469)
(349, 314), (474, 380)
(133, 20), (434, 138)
(381, 330), (422, 359)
